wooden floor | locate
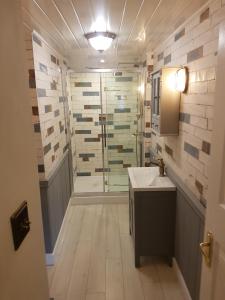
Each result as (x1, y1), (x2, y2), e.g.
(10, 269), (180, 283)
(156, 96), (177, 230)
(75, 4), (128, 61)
(47, 204), (186, 300)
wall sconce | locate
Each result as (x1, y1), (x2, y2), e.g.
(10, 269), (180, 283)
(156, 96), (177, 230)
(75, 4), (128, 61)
(175, 67), (188, 93)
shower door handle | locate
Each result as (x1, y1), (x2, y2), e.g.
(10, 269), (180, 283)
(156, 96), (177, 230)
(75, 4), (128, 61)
(103, 124), (107, 147)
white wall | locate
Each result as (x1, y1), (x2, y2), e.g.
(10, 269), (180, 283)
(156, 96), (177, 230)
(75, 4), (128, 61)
(0, 1), (49, 299)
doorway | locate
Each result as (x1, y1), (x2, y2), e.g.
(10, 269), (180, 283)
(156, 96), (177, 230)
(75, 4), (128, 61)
(71, 71), (141, 193)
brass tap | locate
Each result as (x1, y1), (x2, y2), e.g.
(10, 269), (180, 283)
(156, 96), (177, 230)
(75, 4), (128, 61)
(158, 158), (165, 177)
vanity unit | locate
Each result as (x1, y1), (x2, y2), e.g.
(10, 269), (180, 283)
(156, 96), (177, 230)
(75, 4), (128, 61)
(128, 167), (176, 267)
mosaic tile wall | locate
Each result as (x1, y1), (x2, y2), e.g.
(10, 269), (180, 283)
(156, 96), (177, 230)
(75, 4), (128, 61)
(70, 72), (139, 177)
(144, 0), (225, 203)
(24, 29), (73, 180)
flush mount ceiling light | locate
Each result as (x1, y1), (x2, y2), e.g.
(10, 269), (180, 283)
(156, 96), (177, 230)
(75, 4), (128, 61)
(85, 32), (116, 52)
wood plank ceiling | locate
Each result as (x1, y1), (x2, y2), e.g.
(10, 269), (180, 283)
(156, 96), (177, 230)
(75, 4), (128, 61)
(21, 0), (208, 71)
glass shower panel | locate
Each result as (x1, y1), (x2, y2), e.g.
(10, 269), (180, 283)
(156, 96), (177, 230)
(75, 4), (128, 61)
(102, 72), (139, 192)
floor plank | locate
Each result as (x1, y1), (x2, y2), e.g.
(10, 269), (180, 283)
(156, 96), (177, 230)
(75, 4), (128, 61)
(87, 205), (106, 294)
(86, 292), (106, 300)
(106, 258), (124, 300)
(48, 204), (186, 300)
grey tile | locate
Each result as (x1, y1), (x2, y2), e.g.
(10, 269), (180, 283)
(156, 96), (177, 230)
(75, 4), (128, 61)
(123, 164), (131, 168)
(180, 112), (190, 123)
(47, 126), (54, 136)
(73, 113), (82, 118)
(77, 172), (91, 176)
(108, 145), (123, 150)
(75, 130), (91, 134)
(84, 137), (100, 142)
(195, 180), (203, 194)
(144, 132), (151, 138)
(114, 72), (122, 76)
(184, 142), (199, 158)
(51, 80), (57, 90)
(115, 77), (133, 82)
(39, 63), (48, 73)
(156, 143), (162, 153)
(164, 54), (171, 65)
(45, 105), (52, 113)
(43, 143), (51, 155)
(157, 52), (164, 61)
(59, 121), (64, 133)
(37, 88), (46, 97)
(75, 82), (92, 87)
(95, 168), (111, 172)
(114, 125), (130, 130)
(118, 148), (134, 153)
(79, 153), (95, 158)
(202, 141), (211, 155)
(165, 144), (173, 157)
(114, 108), (131, 113)
(200, 7), (209, 23)
(175, 28), (185, 41)
(84, 105), (101, 109)
(51, 55), (57, 64)
(187, 46), (203, 63)
(98, 133), (114, 138)
(116, 95), (127, 100)
(54, 142), (59, 152)
(32, 34), (42, 46)
(108, 160), (123, 165)
(77, 117), (93, 122)
(96, 121), (113, 126)
(34, 123), (40, 133)
(54, 109), (60, 117)
(83, 91), (99, 96)
(63, 144), (69, 153)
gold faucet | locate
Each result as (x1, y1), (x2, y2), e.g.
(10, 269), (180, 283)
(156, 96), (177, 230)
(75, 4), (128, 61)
(150, 157), (165, 177)
(157, 158), (165, 177)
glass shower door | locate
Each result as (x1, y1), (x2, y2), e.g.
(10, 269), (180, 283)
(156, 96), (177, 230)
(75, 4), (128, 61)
(101, 72), (139, 192)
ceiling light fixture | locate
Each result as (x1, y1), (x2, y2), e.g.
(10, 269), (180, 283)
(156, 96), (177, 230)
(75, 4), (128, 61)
(100, 59), (105, 63)
(85, 32), (116, 52)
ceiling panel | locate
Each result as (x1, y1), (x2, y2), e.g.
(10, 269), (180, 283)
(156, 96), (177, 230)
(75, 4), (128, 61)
(21, 0), (209, 70)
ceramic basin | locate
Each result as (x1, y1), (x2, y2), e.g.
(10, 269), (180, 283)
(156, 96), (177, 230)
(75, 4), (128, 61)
(128, 167), (176, 191)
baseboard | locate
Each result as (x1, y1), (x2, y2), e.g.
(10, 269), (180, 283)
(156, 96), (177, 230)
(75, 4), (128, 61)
(71, 194), (128, 205)
(45, 198), (72, 266)
(173, 258), (192, 300)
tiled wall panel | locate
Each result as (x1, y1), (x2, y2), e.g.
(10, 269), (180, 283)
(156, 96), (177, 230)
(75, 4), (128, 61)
(25, 29), (74, 180)
(70, 72), (139, 176)
(144, 0), (225, 203)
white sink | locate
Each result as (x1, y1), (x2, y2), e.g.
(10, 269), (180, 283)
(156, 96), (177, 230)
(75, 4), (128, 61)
(128, 167), (176, 191)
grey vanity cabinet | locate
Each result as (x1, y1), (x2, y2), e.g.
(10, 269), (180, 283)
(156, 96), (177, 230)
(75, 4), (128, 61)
(129, 182), (176, 268)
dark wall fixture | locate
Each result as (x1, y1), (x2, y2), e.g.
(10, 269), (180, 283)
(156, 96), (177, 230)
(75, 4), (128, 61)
(10, 201), (31, 250)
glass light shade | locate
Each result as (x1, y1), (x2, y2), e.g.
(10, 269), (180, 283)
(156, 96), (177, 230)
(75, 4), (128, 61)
(85, 32), (116, 52)
(175, 67), (188, 92)
(89, 36), (112, 51)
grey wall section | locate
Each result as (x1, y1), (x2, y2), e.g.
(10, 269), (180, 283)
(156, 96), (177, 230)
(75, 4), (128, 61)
(167, 167), (205, 300)
(40, 149), (73, 253)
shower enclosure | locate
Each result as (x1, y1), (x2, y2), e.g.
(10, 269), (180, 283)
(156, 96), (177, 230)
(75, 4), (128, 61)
(71, 71), (141, 193)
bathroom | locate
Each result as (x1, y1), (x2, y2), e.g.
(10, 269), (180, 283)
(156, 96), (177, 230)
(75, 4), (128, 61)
(1, 0), (225, 299)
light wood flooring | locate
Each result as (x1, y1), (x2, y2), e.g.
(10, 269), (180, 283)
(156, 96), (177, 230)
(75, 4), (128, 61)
(47, 203), (186, 300)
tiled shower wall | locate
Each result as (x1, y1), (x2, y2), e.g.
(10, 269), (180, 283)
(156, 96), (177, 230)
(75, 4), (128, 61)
(24, 28), (74, 180)
(144, 0), (225, 203)
(70, 72), (139, 177)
